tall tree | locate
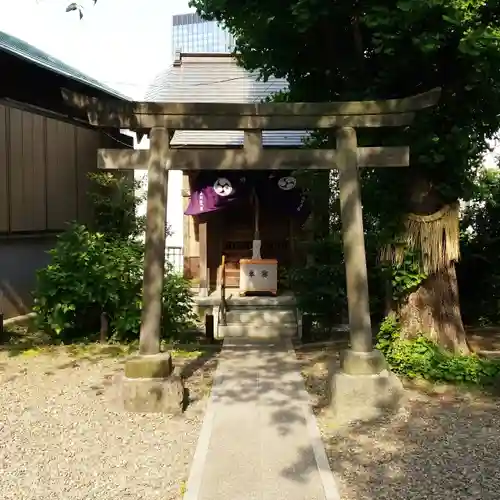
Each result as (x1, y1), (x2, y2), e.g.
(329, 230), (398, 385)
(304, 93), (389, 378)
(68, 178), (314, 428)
(191, 0), (500, 352)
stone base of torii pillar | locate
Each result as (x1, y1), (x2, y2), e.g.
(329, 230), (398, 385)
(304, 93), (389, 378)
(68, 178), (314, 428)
(122, 352), (184, 414)
(331, 350), (404, 425)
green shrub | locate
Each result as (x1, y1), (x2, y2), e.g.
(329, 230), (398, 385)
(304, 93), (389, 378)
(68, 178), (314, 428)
(376, 314), (500, 385)
(33, 224), (196, 343)
(32, 171), (197, 343)
(112, 269), (197, 343)
(289, 231), (388, 333)
(88, 172), (145, 238)
(288, 234), (346, 329)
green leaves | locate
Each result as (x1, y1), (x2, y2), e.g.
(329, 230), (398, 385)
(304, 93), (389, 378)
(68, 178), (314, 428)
(88, 172), (146, 239)
(33, 224), (196, 343)
(388, 250), (428, 301)
(396, 1), (413, 12)
(442, 14), (461, 25)
(458, 168), (500, 324)
(32, 172), (194, 343)
(288, 234), (347, 330)
(376, 315), (500, 385)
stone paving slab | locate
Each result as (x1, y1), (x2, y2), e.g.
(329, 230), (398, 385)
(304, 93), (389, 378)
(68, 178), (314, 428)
(184, 338), (340, 500)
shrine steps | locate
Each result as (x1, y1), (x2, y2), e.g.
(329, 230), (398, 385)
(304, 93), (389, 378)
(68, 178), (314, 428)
(218, 323), (297, 340)
(225, 307), (296, 326)
(193, 290), (301, 340)
(218, 299), (298, 340)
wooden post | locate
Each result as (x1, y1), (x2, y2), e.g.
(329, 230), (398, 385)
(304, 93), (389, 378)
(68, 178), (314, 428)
(139, 127), (170, 355)
(337, 127), (372, 353)
(198, 218), (208, 297)
(205, 313), (214, 342)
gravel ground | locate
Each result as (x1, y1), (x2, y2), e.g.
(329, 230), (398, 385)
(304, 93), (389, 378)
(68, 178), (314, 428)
(297, 345), (500, 500)
(0, 344), (218, 500)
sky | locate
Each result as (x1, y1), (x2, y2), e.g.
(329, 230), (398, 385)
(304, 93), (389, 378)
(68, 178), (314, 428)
(0, 0), (192, 99)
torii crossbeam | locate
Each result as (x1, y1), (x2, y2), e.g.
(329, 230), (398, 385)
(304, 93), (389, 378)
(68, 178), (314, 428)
(62, 88), (440, 418)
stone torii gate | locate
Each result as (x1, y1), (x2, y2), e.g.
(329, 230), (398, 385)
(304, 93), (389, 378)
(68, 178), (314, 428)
(62, 88), (440, 418)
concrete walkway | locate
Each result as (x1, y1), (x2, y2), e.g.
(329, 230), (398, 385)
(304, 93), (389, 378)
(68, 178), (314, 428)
(183, 338), (340, 500)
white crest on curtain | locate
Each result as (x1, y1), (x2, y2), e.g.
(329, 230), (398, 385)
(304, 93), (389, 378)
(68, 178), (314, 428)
(213, 177), (233, 196)
(277, 176), (296, 191)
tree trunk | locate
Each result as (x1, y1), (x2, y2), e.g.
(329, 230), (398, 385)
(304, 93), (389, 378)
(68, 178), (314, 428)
(399, 263), (471, 354)
(100, 312), (108, 344)
(397, 175), (471, 354)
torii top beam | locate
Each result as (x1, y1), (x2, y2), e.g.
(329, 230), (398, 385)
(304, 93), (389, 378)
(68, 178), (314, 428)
(61, 88), (441, 131)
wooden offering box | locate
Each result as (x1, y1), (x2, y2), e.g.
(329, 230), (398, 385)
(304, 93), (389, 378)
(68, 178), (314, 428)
(239, 259), (278, 296)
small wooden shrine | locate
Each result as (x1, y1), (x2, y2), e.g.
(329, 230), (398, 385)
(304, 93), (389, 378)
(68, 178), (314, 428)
(182, 169), (309, 294)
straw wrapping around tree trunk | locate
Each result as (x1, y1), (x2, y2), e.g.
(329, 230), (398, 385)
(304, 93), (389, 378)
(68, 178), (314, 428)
(380, 202), (460, 273)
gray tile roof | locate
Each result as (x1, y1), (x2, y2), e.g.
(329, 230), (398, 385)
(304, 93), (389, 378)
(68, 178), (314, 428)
(0, 30), (130, 100)
(170, 129), (306, 147)
(144, 53), (308, 147)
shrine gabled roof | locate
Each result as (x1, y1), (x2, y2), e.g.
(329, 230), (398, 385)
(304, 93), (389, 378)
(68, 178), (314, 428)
(144, 53), (308, 147)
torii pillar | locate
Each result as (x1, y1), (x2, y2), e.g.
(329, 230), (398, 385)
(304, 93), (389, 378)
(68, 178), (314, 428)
(333, 126), (402, 424)
(122, 126), (184, 413)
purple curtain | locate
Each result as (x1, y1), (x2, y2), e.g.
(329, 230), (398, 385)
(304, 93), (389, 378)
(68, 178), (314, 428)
(184, 172), (250, 216)
(257, 172), (310, 224)
(184, 171), (310, 223)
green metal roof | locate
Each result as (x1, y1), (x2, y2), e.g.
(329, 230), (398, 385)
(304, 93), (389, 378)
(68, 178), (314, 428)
(0, 30), (131, 101)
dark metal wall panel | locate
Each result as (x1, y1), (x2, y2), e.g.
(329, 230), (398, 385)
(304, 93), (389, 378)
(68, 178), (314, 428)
(0, 105), (9, 232)
(1, 103), (125, 235)
(8, 108), (25, 231)
(32, 113), (48, 230)
(45, 117), (78, 230)
(8, 107), (47, 231)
